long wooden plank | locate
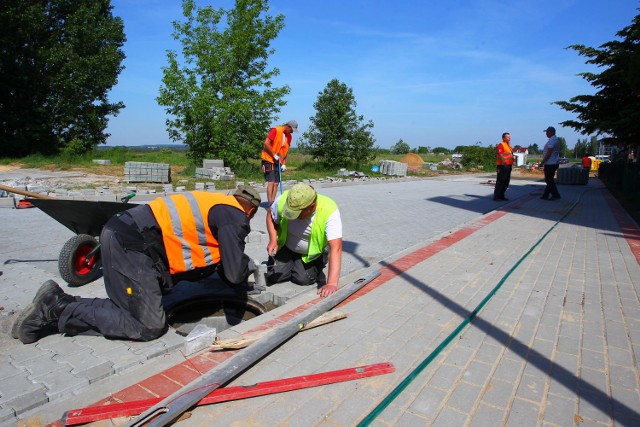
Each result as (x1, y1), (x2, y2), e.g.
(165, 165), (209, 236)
(63, 362), (394, 426)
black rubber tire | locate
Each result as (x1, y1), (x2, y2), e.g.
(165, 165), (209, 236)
(58, 234), (102, 286)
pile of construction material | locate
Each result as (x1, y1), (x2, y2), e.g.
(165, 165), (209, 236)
(379, 160), (408, 176)
(124, 161), (171, 183)
(557, 166), (589, 185)
(195, 159), (235, 181)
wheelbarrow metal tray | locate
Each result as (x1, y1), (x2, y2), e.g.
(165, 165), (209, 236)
(27, 198), (138, 236)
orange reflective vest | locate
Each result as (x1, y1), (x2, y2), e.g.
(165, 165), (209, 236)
(148, 192), (244, 274)
(261, 126), (291, 163)
(496, 141), (514, 166)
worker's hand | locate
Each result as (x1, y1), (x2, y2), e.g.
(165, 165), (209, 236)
(280, 164), (287, 172)
(267, 241), (278, 257)
(318, 283), (338, 297)
(273, 154), (280, 161)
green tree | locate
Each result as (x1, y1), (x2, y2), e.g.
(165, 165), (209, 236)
(432, 147), (451, 155)
(557, 136), (568, 157)
(298, 79), (376, 167)
(390, 139), (410, 154)
(456, 144), (495, 169)
(527, 143), (541, 155)
(555, 11), (640, 149)
(0, 0), (125, 157)
(157, 0), (289, 167)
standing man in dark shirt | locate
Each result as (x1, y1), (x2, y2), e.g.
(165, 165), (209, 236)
(12, 186), (262, 344)
(540, 126), (562, 201)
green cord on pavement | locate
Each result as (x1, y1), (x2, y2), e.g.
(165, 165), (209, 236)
(358, 195), (582, 426)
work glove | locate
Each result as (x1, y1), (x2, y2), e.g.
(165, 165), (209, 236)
(280, 164), (287, 172)
(273, 154), (280, 161)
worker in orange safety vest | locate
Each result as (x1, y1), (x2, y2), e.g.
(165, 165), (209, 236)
(493, 132), (514, 201)
(261, 120), (298, 204)
(12, 186), (262, 344)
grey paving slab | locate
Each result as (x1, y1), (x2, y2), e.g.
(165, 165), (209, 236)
(0, 171), (638, 426)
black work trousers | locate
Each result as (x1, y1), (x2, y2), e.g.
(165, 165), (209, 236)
(266, 246), (327, 287)
(542, 164), (561, 198)
(493, 165), (512, 199)
(58, 212), (168, 341)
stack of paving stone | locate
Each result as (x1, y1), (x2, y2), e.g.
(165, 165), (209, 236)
(379, 160), (408, 176)
(124, 161), (171, 183)
(195, 159), (235, 181)
(557, 166), (589, 185)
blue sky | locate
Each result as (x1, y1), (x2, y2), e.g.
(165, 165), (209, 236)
(107, 0), (639, 150)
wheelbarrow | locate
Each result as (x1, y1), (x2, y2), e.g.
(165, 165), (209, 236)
(1, 183), (137, 286)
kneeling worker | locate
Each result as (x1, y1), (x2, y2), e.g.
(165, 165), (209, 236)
(13, 186), (262, 344)
(265, 183), (342, 297)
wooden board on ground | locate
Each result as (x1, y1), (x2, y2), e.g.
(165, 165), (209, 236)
(211, 311), (348, 350)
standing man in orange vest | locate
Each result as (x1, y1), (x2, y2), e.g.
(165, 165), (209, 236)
(261, 120), (298, 204)
(12, 186), (262, 344)
(493, 132), (514, 201)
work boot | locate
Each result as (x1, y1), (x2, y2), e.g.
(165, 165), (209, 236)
(12, 280), (75, 344)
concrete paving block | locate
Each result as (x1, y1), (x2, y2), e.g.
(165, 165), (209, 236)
(429, 364), (463, 390)
(0, 372), (48, 411)
(14, 354), (64, 379)
(432, 406), (469, 427)
(81, 363), (115, 384)
(0, 405), (16, 425)
(408, 385), (448, 418)
(130, 341), (172, 360)
(31, 369), (89, 400)
(36, 337), (86, 356)
(468, 403), (506, 427)
(1, 389), (49, 417)
(325, 392), (378, 426)
(515, 373), (545, 403)
(481, 378), (515, 409)
(505, 398), (542, 427)
(447, 382), (482, 414)
(461, 360), (493, 387)
(54, 349), (110, 375)
(285, 395), (336, 426)
(541, 394), (577, 426)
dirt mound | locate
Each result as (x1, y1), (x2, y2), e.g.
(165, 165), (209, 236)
(400, 153), (424, 167)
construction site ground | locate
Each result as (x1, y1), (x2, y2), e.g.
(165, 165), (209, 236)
(0, 167), (639, 427)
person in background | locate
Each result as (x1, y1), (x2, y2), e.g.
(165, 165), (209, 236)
(265, 183), (342, 298)
(12, 186), (262, 344)
(540, 126), (562, 201)
(261, 120), (298, 204)
(582, 153), (593, 170)
(493, 132), (514, 201)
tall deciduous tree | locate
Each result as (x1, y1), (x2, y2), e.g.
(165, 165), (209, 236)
(157, 0), (289, 167)
(0, 0), (125, 157)
(299, 79), (375, 168)
(555, 11), (640, 149)
(390, 139), (410, 154)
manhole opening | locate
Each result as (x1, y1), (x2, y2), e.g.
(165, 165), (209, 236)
(167, 292), (287, 336)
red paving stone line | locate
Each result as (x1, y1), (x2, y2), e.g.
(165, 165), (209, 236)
(602, 189), (640, 265)
(338, 211), (507, 307)
(59, 209), (510, 417)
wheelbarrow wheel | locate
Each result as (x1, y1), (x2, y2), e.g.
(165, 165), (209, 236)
(58, 234), (102, 287)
